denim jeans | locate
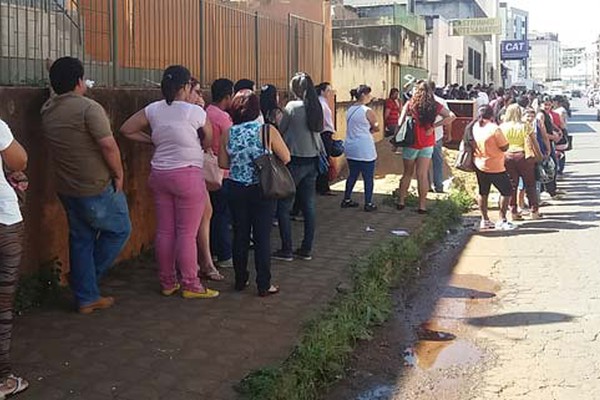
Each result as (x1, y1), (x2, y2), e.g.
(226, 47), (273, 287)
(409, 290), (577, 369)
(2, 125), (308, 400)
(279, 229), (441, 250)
(209, 181), (232, 262)
(277, 157), (318, 253)
(227, 181), (275, 292)
(431, 139), (444, 191)
(344, 159), (376, 204)
(543, 144), (558, 196)
(59, 184), (131, 306)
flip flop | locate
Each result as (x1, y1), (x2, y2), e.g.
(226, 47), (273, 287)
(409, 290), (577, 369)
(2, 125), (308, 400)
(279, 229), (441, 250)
(259, 285), (280, 297)
(0, 374), (29, 398)
(200, 267), (225, 282)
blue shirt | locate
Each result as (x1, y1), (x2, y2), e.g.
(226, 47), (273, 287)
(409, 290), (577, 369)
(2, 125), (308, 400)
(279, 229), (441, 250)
(227, 121), (264, 186)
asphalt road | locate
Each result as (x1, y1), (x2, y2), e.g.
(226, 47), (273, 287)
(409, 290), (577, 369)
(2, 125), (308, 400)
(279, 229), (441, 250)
(326, 98), (600, 400)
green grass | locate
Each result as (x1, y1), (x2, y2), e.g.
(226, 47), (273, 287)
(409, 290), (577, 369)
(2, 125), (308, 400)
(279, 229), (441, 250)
(15, 259), (65, 314)
(236, 195), (467, 400)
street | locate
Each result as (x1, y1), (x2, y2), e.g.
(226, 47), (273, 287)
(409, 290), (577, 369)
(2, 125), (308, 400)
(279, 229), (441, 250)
(325, 98), (600, 400)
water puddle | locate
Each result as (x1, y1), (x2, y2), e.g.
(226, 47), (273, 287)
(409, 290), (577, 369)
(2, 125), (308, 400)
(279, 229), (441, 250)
(415, 339), (483, 370)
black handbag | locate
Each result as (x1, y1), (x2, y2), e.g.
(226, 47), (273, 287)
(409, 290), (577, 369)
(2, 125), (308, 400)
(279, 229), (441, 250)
(389, 116), (415, 147)
(254, 125), (296, 200)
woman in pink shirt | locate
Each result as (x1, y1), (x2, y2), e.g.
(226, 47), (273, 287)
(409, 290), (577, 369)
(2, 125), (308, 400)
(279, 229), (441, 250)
(121, 65), (219, 299)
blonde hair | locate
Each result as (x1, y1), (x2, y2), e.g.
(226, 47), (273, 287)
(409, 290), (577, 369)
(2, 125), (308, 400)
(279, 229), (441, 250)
(503, 104), (523, 123)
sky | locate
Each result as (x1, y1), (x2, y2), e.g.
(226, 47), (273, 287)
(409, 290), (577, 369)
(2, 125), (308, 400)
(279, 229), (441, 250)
(508, 0), (599, 48)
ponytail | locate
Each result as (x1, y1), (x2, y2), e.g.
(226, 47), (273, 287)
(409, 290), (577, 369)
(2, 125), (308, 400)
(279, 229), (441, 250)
(161, 65), (191, 105)
(290, 73), (324, 132)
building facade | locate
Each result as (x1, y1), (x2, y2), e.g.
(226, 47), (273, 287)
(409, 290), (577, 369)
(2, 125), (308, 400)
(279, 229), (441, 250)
(529, 32), (561, 82)
(499, 3), (528, 86)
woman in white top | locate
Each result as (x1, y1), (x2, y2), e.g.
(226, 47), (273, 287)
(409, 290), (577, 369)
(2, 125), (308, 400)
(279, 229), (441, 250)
(121, 65), (218, 299)
(341, 85), (380, 212)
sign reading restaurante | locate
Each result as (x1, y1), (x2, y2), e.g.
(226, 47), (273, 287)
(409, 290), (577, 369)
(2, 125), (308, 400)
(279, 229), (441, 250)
(449, 17), (503, 36)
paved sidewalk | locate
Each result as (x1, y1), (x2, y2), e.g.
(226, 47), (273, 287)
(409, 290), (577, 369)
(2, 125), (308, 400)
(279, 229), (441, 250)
(12, 191), (427, 400)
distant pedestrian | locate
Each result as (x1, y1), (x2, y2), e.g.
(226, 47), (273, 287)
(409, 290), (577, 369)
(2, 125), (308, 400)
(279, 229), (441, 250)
(219, 89), (290, 296)
(384, 88), (401, 138)
(500, 104), (540, 221)
(430, 81), (450, 193)
(121, 65), (219, 299)
(273, 73), (324, 262)
(341, 84), (380, 212)
(0, 119), (29, 397)
(316, 81), (337, 196)
(472, 105), (514, 231)
(396, 81), (455, 214)
(42, 57), (131, 314)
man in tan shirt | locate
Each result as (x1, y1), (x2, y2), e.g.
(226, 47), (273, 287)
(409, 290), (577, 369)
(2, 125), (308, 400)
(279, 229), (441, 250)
(41, 57), (131, 314)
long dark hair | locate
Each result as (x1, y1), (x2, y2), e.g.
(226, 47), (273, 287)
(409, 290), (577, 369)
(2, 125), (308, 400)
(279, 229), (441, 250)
(161, 65), (191, 105)
(478, 105), (495, 127)
(410, 81), (437, 125)
(260, 84), (279, 117)
(290, 73), (324, 132)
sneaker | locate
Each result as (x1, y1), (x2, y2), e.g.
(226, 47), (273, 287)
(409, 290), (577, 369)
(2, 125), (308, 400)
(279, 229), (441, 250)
(495, 220), (517, 231)
(182, 288), (219, 299)
(364, 203), (378, 212)
(518, 207), (531, 216)
(272, 250), (294, 262)
(341, 199), (360, 208)
(216, 258), (233, 268)
(272, 219), (279, 227)
(510, 213), (524, 221)
(294, 248), (313, 261)
(479, 220), (496, 230)
(79, 296), (115, 314)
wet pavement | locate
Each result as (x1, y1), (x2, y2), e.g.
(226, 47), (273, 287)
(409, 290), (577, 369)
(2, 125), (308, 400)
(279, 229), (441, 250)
(325, 100), (600, 400)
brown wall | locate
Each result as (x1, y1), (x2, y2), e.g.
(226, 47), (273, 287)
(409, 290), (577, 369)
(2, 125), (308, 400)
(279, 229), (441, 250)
(0, 87), (162, 275)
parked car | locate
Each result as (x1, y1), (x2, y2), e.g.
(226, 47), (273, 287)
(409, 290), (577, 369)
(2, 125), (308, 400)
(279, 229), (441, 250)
(572, 90), (582, 98)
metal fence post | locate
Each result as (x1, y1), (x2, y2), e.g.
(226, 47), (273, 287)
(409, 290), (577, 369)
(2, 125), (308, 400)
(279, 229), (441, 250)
(255, 11), (259, 86)
(111, 0), (118, 87)
(287, 13), (291, 82)
(199, 0), (205, 86)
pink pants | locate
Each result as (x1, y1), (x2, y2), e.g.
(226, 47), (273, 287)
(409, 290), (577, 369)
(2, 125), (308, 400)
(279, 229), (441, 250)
(149, 167), (207, 292)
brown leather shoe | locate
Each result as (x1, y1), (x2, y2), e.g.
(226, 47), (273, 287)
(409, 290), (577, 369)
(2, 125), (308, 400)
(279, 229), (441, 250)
(78, 296), (115, 315)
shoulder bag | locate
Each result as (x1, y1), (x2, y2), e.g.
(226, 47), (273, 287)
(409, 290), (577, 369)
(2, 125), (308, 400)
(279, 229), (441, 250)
(455, 121), (476, 173)
(389, 105), (415, 147)
(254, 125), (296, 200)
(203, 151), (224, 191)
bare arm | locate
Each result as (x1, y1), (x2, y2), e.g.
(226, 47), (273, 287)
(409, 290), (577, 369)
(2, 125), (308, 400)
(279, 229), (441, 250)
(200, 119), (214, 151)
(120, 109), (153, 144)
(366, 109), (380, 133)
(536, 114), (552, 157)
(383, 104), (390, 123)
(97, 136), (125, 191)
(1, 140), (27, 172)
(218, 128), (230, 169)
(268, 125), (291, 164)
(434, 108), (456, 128)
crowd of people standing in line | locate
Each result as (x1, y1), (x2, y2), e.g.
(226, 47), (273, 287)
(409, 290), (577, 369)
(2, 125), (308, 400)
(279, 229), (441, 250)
(0, 55), (576, 397)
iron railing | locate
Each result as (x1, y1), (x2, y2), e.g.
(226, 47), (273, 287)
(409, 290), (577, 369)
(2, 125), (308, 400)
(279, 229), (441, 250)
(0, 0), (325, 88)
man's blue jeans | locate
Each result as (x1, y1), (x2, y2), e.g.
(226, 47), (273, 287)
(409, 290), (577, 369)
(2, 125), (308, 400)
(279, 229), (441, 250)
(277, 157), (318, 253)
(209, 181), (232, 262)
(430, 139), (444, 192)
(59, 184), (131, 306)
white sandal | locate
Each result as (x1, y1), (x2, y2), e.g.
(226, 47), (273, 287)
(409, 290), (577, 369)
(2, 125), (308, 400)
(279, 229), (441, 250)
(0, 374), (29, 398)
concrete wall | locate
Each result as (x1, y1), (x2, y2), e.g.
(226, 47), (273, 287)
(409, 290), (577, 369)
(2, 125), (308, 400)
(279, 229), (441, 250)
(333, 25), (425, 69)
(332, 40), (392, 102)
(0, 88), (161, 275)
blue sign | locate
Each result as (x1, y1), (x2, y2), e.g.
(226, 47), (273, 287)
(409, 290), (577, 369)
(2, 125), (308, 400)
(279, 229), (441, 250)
(501, 40), (529, 60)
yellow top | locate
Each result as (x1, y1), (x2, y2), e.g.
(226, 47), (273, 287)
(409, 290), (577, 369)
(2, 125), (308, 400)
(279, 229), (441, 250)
(500, 122), (532, 153)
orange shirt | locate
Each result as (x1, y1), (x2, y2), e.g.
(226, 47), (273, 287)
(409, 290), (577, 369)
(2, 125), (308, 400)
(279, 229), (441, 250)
(473, 122), (509, 173)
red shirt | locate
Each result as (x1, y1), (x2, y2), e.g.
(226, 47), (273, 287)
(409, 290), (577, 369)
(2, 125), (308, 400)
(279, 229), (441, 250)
(409, 101), (444, 149)
(385, 98), (401, 126)
(550, 110), (562, 130)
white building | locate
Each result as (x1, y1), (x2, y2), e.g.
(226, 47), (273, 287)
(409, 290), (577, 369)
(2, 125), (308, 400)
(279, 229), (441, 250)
(499, 3), (528, 86)
(529, 32), (561, 82)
